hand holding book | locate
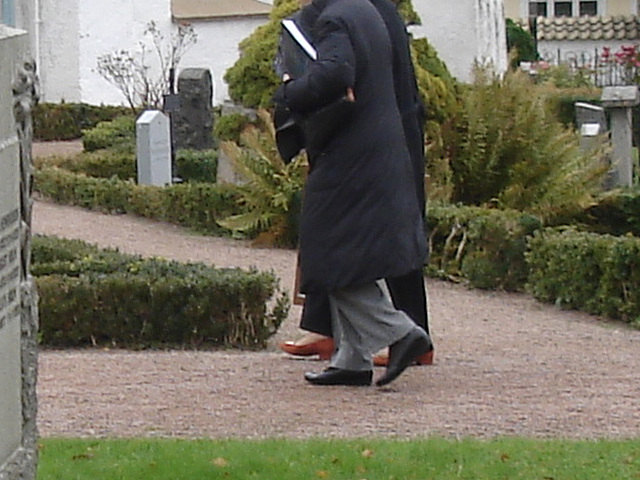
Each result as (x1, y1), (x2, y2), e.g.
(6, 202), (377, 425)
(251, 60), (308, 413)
(275, 16), (356, 158)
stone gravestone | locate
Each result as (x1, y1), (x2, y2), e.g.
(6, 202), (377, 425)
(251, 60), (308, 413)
(575, 102), (606, 152)
(174, 68), (214, 150)
(575, 102), (606, 132)
(136, 110), (172, 186)
(215, 101), (258, 186)
(0, 25), (39, 480)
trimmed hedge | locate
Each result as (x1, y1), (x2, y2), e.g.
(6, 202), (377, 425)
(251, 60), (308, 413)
(34, 103), (131, 141)
(33, 235), (289, 348)
(527, 228), (640, 327)
(583, 188), (640, 237)
(35, 148), (218, 184)
(427, 204), (542, 291)
(82, 116), (136, 153)
(34, 167), (240, 233)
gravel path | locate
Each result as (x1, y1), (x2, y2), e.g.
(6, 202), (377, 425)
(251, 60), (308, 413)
(32, 143), (640, 440)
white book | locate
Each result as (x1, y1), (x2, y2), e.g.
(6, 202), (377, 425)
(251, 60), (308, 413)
(282, 18), (317, 61)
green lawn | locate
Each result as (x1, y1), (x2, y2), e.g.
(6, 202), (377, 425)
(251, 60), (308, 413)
(39, 437), (640, 479)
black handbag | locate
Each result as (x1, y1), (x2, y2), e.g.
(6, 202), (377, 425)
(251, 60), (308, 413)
(274, 104), (305, 163)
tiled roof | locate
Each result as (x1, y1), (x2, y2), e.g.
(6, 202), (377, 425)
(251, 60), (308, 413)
(518, 15), (640, 41)
(172, 0), (271, 20)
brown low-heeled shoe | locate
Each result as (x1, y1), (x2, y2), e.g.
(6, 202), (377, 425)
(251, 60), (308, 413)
(279, 337), (334, 360)
(373, 347), (434, 366)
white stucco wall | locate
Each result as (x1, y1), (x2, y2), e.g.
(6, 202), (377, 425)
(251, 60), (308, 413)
(78, 0), (172, 106)
(176, 16), (268, 106)
(38, 0), (266, 106)
(411, 0), (507, 83)
(38, 0), (80, 102)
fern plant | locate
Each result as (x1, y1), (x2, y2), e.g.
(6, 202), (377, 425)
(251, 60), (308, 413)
(217, 110), (308, 247)
(448, 68), (608, 223)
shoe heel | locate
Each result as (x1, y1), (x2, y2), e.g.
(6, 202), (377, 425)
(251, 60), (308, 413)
(318, 350), (332, 360)
(416, 350), (434, 365)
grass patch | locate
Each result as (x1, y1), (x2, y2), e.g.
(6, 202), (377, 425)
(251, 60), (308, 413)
(39, 437), (640, 479)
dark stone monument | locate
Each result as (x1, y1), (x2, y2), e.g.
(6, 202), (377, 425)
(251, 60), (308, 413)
(173, 68), (214, 150)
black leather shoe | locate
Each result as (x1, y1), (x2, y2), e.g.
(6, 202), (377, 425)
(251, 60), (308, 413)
(305, 367), (373, 386)
(376, 328), (432, 387)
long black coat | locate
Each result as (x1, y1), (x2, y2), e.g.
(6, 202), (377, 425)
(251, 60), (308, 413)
(369, 0), (427, 214)
(276, 0), (427, 293)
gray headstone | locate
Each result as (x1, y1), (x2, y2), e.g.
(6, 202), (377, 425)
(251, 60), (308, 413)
(216, 149), (247, 186)
(0, 160), (23, 476)
(174, 68), (214, 150)
(136, 110), (172, 186)
(215, 102), (257, 185)
(579, 123), (605, 161)
(575, 102), (606, 132)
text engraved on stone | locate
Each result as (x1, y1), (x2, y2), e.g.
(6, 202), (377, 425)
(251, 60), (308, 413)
(0, 208), (19, 231)
(0, 227), (20, 251)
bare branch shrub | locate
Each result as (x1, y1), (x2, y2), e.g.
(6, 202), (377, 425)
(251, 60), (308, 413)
(96, 21), (197, 113)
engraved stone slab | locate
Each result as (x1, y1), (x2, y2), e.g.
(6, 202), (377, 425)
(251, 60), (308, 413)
(136, 110), (172, 186)
(0, 26), (25, 470)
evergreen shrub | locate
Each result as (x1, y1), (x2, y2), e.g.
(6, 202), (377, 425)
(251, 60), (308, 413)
(214, 113), (254, 143)
(33, 235), (289, 348)
(527, 228), (640, 326)
(506, 19), (537, 67)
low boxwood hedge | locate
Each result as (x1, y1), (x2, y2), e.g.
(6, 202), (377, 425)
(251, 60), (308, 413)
(34, 167), (239, 233)
(427, 204), (543, 291)
(34, 103), (131, 141)
(35, 148), (218, 184)
(33, 235), (289, 348)
(526, 228), (640, 326)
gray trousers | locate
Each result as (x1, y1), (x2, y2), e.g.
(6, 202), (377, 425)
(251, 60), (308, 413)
(328, 280), (417, 371)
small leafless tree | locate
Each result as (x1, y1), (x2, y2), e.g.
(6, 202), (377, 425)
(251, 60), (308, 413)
(96, 21), (197, 113)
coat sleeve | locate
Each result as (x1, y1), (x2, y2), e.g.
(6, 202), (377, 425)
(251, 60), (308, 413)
(277, 16), (356, 114)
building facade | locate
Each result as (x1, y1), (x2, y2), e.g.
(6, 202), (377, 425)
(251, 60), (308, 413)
(36, 0), (507, 106)
(410, 0), (508, 83)
(504, 0), (639, 19)
(506, 0), (640, 85)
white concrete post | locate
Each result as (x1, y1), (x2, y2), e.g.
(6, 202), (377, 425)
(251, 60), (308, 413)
(601, 86), (640, 188)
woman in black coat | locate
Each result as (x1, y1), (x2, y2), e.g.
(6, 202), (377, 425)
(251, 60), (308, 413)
(274, 0), (431, 386)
